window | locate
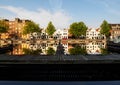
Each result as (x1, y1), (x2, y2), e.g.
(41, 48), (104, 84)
(63, 33), (67, 35)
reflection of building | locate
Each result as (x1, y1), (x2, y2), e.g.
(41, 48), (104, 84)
(86, 28), (105, 40)
(29, 32), (41, 39)
(41, 29), (49, 39)
(10, 43), (29, 55)
(62, 41), (68, 54)
(29, 43), (58, 55)
(8, 41), (107, 55)
(109, 24), (120, 42)
(1, 33), (9, 39)
(86, 42), (106, 54)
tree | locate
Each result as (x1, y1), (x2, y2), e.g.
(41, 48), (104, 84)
(23, 21), (40, 35)
(0, 20), (9, 39)
(101, 48), (108, 55)
(47, 47), (55, 55)
(23, 48), (42, 55)
(46, 21), (56, 37)
(100, 20), (111, 39)
(68, 46), (87, 55)
(69, 22), (88, 38)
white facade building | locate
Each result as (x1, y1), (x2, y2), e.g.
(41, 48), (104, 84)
(53, 29), (68, 40)
(53, 29), (62, 39)
(62, 29), (68, 39)
(86, 28), (105, 39)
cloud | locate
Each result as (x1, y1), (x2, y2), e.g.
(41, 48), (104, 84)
(0, 5), (72, 29)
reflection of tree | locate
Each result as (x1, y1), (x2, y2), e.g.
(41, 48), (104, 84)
(101, 48), (108, 55)
(23, 48), (42, 55)
(69, 46), (87, 55)
(46, 47), (55, 55)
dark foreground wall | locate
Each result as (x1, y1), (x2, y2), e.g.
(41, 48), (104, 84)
(0, 64), (120, 81)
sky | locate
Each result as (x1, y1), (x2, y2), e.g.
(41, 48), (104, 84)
(0, 0), (120, 29)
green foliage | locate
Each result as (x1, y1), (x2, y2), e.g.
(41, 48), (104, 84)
(69, 46), (87, 55)
(69, 22), (88, 38)
(0, 20), (9, 33)
(100, 20), (111, 38)
(46, 21), (56, 36)
(47, 47), (55, 55)
(23, 48), (42, 55)
(23, 21), (40, 35)
(101, 48), (108, 55)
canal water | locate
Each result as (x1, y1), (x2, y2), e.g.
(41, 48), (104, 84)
(0, 40), (110, 56)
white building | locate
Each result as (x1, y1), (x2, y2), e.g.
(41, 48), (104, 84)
(53, 29), (68, 40)
(53, 29), (62, 39)
(86, 28), (105, 40)
(62, 29), (68, 39)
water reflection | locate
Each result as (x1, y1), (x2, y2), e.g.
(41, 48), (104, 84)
(6, 40), (107, 55)
(86, 42), (106, 55)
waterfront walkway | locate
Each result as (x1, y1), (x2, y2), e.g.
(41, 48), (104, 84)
(0, 54), (120, 64)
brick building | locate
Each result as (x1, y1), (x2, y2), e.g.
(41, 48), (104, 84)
(1, 18), (31, 39)
(109, 24), (120, 42)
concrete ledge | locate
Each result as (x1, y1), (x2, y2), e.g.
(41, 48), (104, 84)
(0, 54), (120, 64)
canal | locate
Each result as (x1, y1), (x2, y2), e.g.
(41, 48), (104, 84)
(0, 39), (108, 55)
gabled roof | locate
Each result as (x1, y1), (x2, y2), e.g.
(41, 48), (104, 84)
(96, 28), (100, 32)
(109, 24), (120, 26)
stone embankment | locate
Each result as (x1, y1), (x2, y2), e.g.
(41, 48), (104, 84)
(0, 39), (106, 44)
(0, 53), (120, 64)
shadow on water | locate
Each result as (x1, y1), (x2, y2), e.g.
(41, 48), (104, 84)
(107, 41), (120, 53)
(55, 41), (65, 55)
(0, 44), (14, 54)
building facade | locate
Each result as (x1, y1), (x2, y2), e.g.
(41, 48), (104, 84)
(1, 18), (31, 39)
(86, 42), (106, 54)
(53, 29), (68, 40)
(86, 28), (105, 40)
(109, 24), (120, 42)
(62, 29), (68, 39)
